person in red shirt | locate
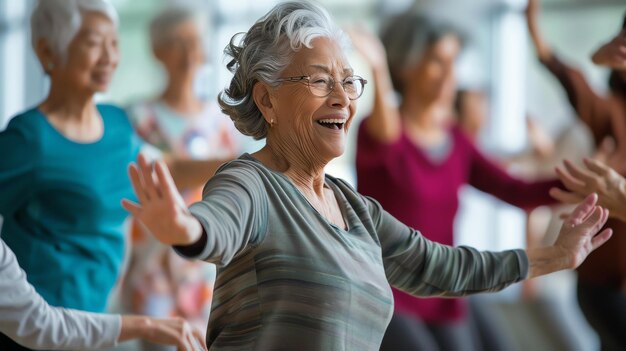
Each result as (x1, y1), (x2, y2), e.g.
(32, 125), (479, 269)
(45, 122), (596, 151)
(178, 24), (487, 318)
(351, 12), (561, 351)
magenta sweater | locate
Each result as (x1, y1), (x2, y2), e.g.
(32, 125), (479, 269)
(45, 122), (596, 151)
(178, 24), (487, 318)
(356, 120), (560, 322)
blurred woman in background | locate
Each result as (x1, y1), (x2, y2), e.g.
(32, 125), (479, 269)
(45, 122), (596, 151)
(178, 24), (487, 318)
(351, 12), (562, 351)
(123, 6), (240, 350)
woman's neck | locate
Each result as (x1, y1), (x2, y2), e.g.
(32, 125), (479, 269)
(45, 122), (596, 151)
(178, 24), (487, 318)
(400, 96), (451, 147)
(40, 82), (96, 122)
(254, 137), (327, 196)
(38, 82), (102, 142)
(160, 75), (203, 116)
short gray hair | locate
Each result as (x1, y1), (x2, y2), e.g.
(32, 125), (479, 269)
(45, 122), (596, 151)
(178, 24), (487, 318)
(381, 13), (461, 94)
(149, 6), (206, 49)
(218, 1), (350, 140)
(30, 0), (119, 61)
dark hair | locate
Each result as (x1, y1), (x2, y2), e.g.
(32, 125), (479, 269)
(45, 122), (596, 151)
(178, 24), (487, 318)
(380, 13), (463, 94)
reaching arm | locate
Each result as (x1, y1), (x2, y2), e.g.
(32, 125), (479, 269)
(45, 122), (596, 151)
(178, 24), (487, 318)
(0, 240), (207, 351)
(369, 192), (609, 296)
(122, 154), (265, 266)
(526, 0), (553, 62)
(347, 28), (402, 143)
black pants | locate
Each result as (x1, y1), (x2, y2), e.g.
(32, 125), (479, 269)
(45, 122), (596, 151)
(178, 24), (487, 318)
(0, 332), (36, 351)
(380, 299), (513, 351)
(577, 282), (626, 351)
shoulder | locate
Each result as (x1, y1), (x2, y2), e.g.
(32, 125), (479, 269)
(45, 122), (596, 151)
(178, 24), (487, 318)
(1, 108), (44, 150)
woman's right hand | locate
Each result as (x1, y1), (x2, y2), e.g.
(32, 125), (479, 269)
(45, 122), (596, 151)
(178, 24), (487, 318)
(346, 26), (388, 72)
(119, 316), (208, 351)
(591, 30), (626, 70)
(122, 153), (203, 246)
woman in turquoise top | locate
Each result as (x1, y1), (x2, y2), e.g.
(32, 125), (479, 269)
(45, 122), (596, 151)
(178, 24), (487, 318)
(0, 1), (140, 349)
(123, 2), (613, 350)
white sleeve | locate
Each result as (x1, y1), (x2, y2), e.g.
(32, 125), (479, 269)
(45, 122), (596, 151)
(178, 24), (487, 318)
(0, 240), (122, 350)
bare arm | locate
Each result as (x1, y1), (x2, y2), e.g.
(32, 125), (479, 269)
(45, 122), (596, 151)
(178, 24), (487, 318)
(347, 28), (402, 143)
(526, 0), (553, 61)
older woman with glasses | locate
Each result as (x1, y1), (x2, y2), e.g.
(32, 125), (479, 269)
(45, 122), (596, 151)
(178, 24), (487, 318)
(124, 2), (613, 350)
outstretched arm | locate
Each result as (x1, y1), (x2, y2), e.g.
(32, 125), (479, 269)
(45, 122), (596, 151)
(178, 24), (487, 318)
(347, 27), (402, 143)
(373, 193), (609, 297)
(0, 240), (207, 351)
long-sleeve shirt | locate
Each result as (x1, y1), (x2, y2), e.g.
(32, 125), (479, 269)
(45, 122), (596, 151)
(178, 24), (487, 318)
(356, 124), (560, 323)
(175, 154), (529, 350)
(0, 239), (120, 350)
(0, 105), (141, 312)
(541, 54), (626, 287)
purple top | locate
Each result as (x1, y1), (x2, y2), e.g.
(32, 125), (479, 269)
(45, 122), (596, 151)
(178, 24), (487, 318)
(356, 120), (560, 322)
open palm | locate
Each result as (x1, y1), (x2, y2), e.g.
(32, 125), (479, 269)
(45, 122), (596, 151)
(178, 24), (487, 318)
(122, 154), (202, 246)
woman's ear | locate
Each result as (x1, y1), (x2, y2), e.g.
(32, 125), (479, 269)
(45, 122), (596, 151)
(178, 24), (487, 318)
(253, 82), (276, 125)
(35, 39), (57, 75)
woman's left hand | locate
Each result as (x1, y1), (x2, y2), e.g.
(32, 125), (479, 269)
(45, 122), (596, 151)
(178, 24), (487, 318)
(550, 158), (626, 221)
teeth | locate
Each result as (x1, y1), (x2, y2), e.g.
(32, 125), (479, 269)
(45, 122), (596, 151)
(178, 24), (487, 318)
(318, 119), (345, 124)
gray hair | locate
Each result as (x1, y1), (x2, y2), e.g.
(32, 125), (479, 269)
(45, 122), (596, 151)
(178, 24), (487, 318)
(149, 6), (207, 49)
(218, 1), (350, 140)
(381, 13), (461, 94)
(30, 0), (119, 62)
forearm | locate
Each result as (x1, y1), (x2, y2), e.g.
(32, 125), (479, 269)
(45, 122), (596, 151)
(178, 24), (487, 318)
(526, 246), (571, 279)
(526, 3), (553, 61)
(364, 64), (402, 143)
(118, 315), (151, 343)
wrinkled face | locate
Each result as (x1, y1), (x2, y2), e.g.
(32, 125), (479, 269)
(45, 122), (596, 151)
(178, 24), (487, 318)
(408, 34), (460, 104)
(269, 37), (357, 162)
(54, 11), (119, 94)
(154, 19), (205, 78)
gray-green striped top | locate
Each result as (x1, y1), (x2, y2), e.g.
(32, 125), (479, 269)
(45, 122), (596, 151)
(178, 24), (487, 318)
(179, 154), (528, 351)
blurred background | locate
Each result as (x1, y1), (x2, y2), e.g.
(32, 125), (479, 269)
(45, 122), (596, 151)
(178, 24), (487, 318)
(0, 0), (624, 350)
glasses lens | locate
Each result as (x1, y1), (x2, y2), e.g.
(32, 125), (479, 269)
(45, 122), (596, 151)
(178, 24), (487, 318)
(307, 74), (332, 97)
(343, 76), (363, 100)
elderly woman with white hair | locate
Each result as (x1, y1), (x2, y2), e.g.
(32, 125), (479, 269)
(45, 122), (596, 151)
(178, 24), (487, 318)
(0, 0), (203, 350)
(124, 2), (613, 350)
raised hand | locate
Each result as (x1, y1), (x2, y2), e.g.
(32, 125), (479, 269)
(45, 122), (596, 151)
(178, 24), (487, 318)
(592, 30), (626, 70)
(551, 158), (626, 221)
(122, 153), (203, 246)
(552, 193), (612, 269)
(346, 26), (388, 71)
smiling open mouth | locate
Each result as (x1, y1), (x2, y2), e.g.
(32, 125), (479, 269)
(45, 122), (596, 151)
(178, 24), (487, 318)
(317, 119), (345, 130)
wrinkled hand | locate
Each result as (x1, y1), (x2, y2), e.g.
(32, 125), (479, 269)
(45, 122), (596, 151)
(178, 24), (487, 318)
(122, 153), (202, 246)
(346, 26), (388, 71)
(551, 158), (626, 221)
(552, 193), (612, 269)
(592, 30), (626, 70)
(119, 316), (207, 351)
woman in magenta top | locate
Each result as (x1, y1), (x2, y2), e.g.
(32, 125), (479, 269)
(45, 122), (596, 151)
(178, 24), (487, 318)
(351, 13), (561, 351)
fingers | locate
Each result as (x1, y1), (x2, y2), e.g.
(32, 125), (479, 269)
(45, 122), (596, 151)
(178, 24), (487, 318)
(563, 159), (595, 184)
(191, 326), (207, 351)
(128, 163), (150, 203)
(138, 153), (161, 200)
(591, 228), (613, 251)
(565, 193), (598, 227)
(555, 165), (586, 192)
(549, 187), (584, 205)
(121, 199), (142, 217)
(583, 158), (610, 175)
(155, 160), (179, 204)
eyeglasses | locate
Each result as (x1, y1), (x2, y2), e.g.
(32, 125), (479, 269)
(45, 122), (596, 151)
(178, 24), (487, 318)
(275, 73), (367, 100)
